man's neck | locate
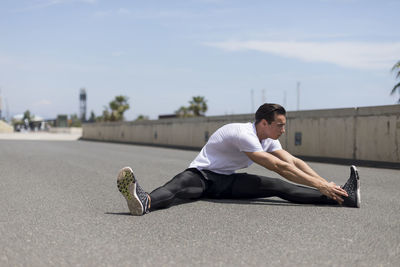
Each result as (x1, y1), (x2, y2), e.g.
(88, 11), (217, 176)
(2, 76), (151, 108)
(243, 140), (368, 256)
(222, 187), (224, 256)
(255, 122), (265, 142)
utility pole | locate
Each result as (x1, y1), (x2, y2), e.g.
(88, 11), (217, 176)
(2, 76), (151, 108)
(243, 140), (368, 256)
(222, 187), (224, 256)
(5, 98), (9, 122)
(251, 89), (254, 113)
(297, 82), (300, 110)
(283, 90), (287, 108)
(262, 89), (266, 104)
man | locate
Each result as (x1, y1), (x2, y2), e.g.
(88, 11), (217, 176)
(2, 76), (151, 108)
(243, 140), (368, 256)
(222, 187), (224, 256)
(117, 103), (360, 216)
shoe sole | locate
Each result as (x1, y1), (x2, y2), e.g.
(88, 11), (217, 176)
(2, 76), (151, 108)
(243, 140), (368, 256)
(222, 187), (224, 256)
(351, 165), (361, 208)
(117, 167), (144, 215)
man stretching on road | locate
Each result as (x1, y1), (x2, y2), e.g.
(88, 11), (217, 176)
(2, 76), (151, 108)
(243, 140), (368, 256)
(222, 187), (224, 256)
(117, 103), (360, 215)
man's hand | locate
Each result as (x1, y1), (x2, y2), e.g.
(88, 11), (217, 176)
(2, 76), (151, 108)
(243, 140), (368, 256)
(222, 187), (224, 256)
(318, 182), (348, 204)
(245, 150), (349, 205)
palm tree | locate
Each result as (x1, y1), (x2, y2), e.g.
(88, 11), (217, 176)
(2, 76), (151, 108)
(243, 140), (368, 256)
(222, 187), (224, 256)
(23, 110), (32, 123)
(175, 106), (191, 118)
(391, 60), (400, 103)
(88, 111), (96, 122)
(109, 95), (130, 121)
(100, 95), (130, 121)
(188, 96), (208, 116)
(22, 110), (32, 129)
(135, 114), (149, 121)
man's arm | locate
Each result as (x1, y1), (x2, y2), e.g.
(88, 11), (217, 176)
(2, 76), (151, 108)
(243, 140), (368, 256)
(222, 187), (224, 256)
(271, 149), (326, 182)
(245, 151), (348, 204)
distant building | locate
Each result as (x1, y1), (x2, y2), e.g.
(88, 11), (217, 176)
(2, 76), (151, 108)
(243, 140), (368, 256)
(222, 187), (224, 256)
(158, 114), (179, 119)
(12, 114), (45, 131)
(56, 115), (68, 127)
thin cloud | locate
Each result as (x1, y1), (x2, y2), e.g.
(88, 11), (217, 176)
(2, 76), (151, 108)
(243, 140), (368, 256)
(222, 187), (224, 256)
(118, 8), (131, 15)
(23, 0), (96, 10)
(93, 8), (131, 18)
(111, 51), (125, 57)
(46, 0), (97, 5)
(0, 53), (111, 74)
(34, 99), (52, 107)
(93, 10), (111, 17)
(205, 40), (400, 70)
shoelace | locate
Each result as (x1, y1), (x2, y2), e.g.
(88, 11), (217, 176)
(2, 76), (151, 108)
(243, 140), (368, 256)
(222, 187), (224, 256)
(136, 183), (149, 212)
(343, 176), (356, 197)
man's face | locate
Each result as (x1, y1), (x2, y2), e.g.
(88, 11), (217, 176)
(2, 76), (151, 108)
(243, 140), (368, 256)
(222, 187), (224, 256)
(264, 113), (286, 140)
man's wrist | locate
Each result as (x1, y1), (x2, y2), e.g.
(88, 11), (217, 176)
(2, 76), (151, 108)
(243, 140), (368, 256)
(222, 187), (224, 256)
(314, 180), (326, 191)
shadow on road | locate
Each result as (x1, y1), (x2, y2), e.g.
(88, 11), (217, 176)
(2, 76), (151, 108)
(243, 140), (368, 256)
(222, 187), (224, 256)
(203, 198), (342, 208)
(104, 212), (132, 216)
(105, 198), (342, 216)
(202, 198), (300, 206)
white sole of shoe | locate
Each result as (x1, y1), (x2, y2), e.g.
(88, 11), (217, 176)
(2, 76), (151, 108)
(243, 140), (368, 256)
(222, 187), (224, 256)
(351, 165), (361, 208)
(117, 167), (144, 215)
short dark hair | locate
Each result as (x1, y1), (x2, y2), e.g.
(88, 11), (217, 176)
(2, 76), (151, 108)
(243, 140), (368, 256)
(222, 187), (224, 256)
(255, 103), (286, 124)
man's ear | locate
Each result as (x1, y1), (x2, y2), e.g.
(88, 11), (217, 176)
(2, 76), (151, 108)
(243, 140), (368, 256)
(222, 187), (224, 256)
(262, 119), (268, 126)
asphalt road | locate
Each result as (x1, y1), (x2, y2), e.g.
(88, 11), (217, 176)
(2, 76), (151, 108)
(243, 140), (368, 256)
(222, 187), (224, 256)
(1, 139), (399, 266)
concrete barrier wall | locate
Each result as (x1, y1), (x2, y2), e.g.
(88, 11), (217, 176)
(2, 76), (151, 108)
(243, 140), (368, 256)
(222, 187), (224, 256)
(49, 127), (83, 135)
(83, 114), (253, 148)
(284, 106), (400, 163)
(82, 105), (400, 164)
(0, 121), (13, 133)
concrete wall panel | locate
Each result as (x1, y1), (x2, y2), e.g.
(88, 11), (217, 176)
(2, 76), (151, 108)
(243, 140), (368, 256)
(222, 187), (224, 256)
(355, 115), (400, 162)
(82, 105), (400, 164)
(286, 116), (355, 159)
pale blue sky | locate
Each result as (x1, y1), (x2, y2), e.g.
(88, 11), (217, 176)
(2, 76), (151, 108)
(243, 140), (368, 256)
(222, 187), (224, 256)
(0, 0), (399, 120)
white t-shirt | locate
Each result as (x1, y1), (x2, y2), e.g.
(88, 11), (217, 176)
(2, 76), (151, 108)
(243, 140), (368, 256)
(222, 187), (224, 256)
(189, 122), (282, 175)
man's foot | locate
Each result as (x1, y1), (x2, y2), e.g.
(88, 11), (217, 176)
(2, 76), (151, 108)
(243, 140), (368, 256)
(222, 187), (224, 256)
(117, 167), (150, 215)
(341, 165), (361, 208)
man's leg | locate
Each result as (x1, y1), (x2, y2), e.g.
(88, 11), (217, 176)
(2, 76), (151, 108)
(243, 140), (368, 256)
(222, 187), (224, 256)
(229, 173), (337, 205)
(149, 169), (207, 210)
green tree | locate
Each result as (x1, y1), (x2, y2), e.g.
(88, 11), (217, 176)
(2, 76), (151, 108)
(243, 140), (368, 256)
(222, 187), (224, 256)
(89, 111), (96, 122)
(135, 114), (149, 121)
(23, 110), (32, 123)
(109, 95), (130, 121)
(175, 106), (192, 118)
(100, 95), (130, 122)
(99, 105), (110, 122)
(189, 96), (208, 116)
(69, 114), (82, 127)
(391, 60), (400, 103)
(175, 96), (208, 118)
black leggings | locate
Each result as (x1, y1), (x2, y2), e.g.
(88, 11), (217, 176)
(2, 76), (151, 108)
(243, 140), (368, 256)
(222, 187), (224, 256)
(149, 169), (336, 210)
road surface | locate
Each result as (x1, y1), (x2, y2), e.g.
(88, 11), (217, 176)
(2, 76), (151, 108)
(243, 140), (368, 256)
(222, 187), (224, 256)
(1, 137), (399, 266)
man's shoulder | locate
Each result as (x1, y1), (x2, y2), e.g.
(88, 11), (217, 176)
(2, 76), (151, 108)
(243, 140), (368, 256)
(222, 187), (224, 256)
(217, 122), (254, 138)
(212, 122), (256, 144)
(221, 122), (253, 131)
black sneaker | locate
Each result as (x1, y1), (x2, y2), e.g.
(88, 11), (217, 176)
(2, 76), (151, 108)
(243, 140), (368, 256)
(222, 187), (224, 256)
(117, 167), (150, 215)
(342, 165), (361, 208)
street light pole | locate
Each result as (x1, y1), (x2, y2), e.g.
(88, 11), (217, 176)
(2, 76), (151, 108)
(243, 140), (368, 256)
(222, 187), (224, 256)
(297, 82), (300, 110)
